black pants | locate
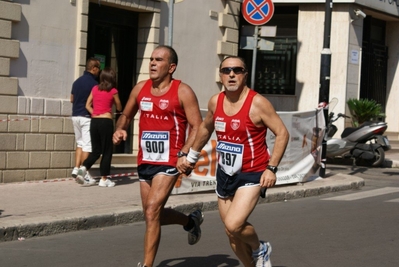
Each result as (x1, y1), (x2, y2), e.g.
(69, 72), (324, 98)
(83, 118), (114, 176)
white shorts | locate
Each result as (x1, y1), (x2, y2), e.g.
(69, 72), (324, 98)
(72, 116), (92, 152)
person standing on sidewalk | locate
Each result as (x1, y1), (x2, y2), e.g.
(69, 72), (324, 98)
(112, 45), (204, 267)
(70, 57), (101, 179)
(184, 56), (289, 267)
(76, 67), (122, 187)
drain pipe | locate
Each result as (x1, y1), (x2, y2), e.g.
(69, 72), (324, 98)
(168, 0), (174, 46)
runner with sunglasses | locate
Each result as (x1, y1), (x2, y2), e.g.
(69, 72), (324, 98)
(184, 56), (289, 267)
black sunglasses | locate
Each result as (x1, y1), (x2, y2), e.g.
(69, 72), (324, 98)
(220, 67), (246, 75)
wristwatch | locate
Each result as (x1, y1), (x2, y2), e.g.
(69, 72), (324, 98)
(177, 151), (188, 158)
(266, 165), (278, 174)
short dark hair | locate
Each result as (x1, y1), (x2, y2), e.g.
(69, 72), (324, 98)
(98, 67), (117, 92)
(86, 57), (100, 71)
(156, 45), (178, 65)
(219, 56), (247, 71)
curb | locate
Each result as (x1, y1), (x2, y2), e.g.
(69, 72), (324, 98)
(0, 174), (364, 242)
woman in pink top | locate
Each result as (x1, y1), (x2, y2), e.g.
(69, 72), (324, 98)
(76, 67), (122, 187)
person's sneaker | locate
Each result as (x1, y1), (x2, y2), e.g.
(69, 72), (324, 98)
(98, 178), (115, 187)
(137, 263), (147, 267)
(75, 166), (87, 184)
(187, 209), (204, 245)
(252, 241), (272, 267)
(83, 171), (96, 186)
(71, 167), (79, 178)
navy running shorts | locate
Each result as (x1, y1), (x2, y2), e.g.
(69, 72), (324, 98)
(137, 164), (179, 181)
(216, 167), (266, 198)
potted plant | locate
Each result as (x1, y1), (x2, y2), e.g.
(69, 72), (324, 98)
(346, 98), (385, 127)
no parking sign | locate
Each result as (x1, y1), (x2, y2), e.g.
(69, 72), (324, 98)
(242, 0), (274, 26)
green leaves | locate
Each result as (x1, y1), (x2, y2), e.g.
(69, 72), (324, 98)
(346, 98), (385, 127)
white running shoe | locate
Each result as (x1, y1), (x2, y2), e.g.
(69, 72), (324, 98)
(76, 167), (96, 186)
(75, 166), (87, 184)
(187, 209), (204, 245)
(83, 171), (96, 186)
(98, 178), (115, 187)
(71, 167), (79, 178)
(252, 241), (272, 267)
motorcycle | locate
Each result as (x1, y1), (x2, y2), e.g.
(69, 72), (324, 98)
(325, 98), (391, 167)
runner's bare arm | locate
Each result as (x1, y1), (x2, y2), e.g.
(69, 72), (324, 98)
(190, 95), (217, 155)
(253, 94), (289, 166)
(178, 83), (203, 153)
(113, 81), (143, 144)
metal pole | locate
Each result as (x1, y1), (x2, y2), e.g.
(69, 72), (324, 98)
(251, 25), (259, 89)
(168, 0), (174, 46)
(318, 0), (333, 177)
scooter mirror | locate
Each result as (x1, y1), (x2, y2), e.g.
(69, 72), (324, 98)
(328, 98), (338, 114)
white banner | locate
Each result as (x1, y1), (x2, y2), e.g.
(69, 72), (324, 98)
(171, 108), (325, 194)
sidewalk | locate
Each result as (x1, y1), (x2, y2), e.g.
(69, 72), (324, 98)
(0, 151), (398, 243)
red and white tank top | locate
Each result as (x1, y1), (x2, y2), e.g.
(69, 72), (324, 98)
(213, 90), (270, 175)
(137, 79), (187, 166)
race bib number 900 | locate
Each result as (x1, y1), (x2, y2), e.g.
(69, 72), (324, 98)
(141, 131), (170, 162)
(216, 141), (244, 176)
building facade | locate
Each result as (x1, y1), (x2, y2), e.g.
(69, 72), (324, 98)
(0, 0), (398, 183)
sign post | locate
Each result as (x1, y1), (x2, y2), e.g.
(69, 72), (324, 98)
(241, 0), (275, 89)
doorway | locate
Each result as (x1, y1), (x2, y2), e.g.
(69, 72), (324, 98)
(360, 17), (387, 114)
(87, 3), (138, 153)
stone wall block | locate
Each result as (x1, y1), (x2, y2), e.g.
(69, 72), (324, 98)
(0, 134), (16, 150)
(217, 41), (238, 56)
(8, 115), (31, 132)
(0, 115), (8, 132)
(44, 99), (61, 115)
(0, 77), (18, 96)
(7, 152), (29, 169)
(63, 118), (74, 134)
(224, 0), (240, 15)
(0, 1), (22, 22)
(16, 133), (24, 150)
(31, 98), (44, 114)
(25, 134), (46, 150)
(51, 152), (71, 168)
(25, 170), (46, 181)
(0, 39), (19, 58)
(0, 57), (10, 76)
(47, 169), (68, 179)
(218, 13), (238, 29)
(54, 134), (75, 151)
(0, 19), (12, 38)
(62, 100), (72, 117)
(2, 170), (25, 183)
(0, 95), (17, 114)
(30, 117), (39, 132)
(46, 134), (55, 150)
(223, 28), (239, 43)
(0, 151), (5, 169)
(39, 117), (64, 133)
(18, 96), (31, 114)
(29, 152), (51, 168)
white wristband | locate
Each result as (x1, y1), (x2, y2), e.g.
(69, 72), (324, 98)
(186, 148), (201, 164)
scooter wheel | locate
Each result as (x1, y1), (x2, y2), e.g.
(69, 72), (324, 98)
(364, 147), (385, 167)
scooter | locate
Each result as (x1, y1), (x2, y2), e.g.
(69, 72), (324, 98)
(325, 98), (391, 167)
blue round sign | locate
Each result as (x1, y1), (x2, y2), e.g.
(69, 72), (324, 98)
(242, 0), (274, 26)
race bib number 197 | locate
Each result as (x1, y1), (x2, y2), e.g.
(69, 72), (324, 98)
(141, 131), (170, 162)
(216, 141), (244, 175)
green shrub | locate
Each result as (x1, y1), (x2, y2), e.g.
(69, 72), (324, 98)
(346, 98), (385, 127)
